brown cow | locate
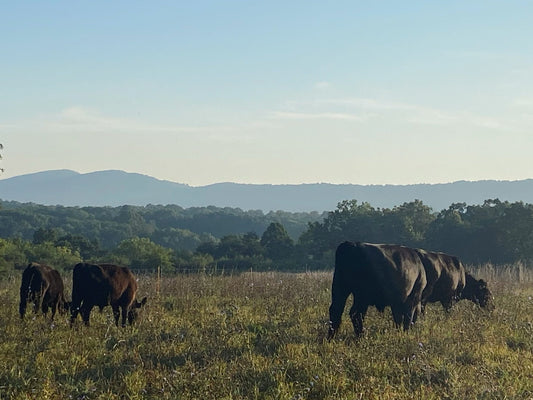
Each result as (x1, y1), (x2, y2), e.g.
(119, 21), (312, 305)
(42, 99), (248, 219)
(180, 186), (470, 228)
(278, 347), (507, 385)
(70, 263), (147, 327)
(19, 262), (67, 320)
(327, 241), (427, 340)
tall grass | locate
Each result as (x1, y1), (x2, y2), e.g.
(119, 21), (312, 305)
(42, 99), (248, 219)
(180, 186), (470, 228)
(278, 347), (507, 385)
(1, 266), (533, 399)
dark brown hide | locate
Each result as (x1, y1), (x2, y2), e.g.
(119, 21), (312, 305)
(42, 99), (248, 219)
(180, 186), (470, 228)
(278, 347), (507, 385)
(70, 263), (147, 327)
(19, 262), (67, 320)
(327, 242), (427, 340)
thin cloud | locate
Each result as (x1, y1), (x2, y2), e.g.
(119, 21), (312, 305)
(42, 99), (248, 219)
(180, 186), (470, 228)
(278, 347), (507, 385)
(291, 97), (522, 130)
(9, 107), (225, 135)
(270, 111), (366, 122)
(314, 81), (331, 90)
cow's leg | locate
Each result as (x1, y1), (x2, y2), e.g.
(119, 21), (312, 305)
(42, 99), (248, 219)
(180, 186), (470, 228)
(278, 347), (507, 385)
(50, 299), (58, 320)
(42, 302), (49, 316)
(349, 302), (368, 337)
(19, 300), (27, 319)
(120, 306), (128, 327)
(70, 305), (79, 326)
(81, 304), (94, 326)
(37, 284), (49, 315)
(70, 289), (82, 326)
(412, 302), (423, 324)
(403, 274), (425, 331)
(32, 293), (40, 314)
(112, 305), (121, 326)
(327, 283), (350, 340)
(391, 305), (404, 329)
(403, 307), (415, 331)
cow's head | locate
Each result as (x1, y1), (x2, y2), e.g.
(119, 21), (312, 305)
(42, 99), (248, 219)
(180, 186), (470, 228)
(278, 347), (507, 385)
(127, 297), (147, 325)
(462, 274), (494, 310)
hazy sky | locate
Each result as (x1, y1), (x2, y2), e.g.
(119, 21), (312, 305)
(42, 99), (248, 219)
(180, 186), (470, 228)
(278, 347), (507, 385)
(2, 1), (533, 186)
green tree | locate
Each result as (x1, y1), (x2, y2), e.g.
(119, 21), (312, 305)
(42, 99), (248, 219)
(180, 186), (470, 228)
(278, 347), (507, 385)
(261, 222), (294, 263)
(26, 242), (82, 271)
(382, 200), (435, 246)
(173, 250), (215, 273)
(195, 232), (267, 271)
(55, 234), (100, 260)
(112, 237), (173, 272)
(33, 228), (59, 245)
(0, 238), (27, 275)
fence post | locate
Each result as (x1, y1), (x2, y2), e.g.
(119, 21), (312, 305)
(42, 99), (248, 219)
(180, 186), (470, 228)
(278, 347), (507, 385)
(156, 265), (161, 298)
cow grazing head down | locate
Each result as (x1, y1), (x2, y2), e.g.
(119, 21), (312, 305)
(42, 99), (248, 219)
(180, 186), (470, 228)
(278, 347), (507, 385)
(70, 263), (147, 327)
(127, 296), (148, 325)
(462, 273), (494, 310)
(19, 262), (67, 321)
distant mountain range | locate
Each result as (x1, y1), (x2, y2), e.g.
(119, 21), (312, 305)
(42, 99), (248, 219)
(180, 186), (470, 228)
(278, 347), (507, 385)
(1, 169), (533, 212)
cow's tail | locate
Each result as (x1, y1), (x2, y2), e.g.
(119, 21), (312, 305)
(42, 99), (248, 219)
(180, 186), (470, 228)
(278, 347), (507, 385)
(19, 266), (34, 319)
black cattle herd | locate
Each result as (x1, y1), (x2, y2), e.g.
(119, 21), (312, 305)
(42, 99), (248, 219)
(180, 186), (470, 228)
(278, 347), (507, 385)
(18, 241), (493, 339)
(327, 241), (493, 340)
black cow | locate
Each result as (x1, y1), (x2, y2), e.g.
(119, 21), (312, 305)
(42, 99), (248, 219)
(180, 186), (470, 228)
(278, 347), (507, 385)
(70, 263), (147, 327)
(417, 249), (466, 312)
(462, 272), (493, 309)
(19, 262), (67, 320)
(417, 249), (493, 313)
(327, 241), (427, 340)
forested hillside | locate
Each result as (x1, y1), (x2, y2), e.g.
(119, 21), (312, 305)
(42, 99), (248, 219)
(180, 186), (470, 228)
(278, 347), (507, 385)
(1, 198), (533, 276)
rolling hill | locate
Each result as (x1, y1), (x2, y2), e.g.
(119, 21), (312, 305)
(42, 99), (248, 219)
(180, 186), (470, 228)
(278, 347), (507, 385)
(1, 169), (533, 212)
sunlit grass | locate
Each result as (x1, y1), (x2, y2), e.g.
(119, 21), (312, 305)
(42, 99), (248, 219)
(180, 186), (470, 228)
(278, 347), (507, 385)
(1, 267), (533, 399)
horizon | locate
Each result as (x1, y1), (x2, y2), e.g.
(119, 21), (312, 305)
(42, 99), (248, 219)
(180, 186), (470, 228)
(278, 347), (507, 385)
(2, 2), (533, 186)
(1, 168), (531, 188)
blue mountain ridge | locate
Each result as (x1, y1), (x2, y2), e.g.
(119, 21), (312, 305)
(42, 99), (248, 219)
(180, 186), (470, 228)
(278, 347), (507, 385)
(1, 170), (533, 212)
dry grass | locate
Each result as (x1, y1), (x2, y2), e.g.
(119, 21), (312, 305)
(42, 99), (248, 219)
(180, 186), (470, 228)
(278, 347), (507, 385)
(1, 266), (533, 399)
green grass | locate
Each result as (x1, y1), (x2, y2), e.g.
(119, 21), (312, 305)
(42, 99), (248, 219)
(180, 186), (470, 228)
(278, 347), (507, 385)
(2, 269), (533, 399)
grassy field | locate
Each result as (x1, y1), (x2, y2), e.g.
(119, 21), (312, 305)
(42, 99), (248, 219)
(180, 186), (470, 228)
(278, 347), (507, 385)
(1, 267), (533, 399)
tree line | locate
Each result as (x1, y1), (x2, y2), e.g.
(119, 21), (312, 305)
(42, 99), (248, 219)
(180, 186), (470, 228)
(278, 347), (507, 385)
(1, 197), (533, 276)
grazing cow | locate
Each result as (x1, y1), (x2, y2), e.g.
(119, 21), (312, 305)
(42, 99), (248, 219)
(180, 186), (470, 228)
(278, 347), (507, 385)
(461, 272), (493, 309)
(19, 262), (67, 320)
(327, 241), (427, 340)
(70, 263), (147, 327)
(416, 249), (466, 312)
(416, 249), (494, 313)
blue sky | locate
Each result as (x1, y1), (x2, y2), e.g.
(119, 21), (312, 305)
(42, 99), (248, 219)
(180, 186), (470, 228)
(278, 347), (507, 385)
(2, 1), (533, 185)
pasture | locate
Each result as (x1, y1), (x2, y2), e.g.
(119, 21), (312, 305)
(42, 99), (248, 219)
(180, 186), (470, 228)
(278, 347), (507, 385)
(1, 267), (533, 399)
